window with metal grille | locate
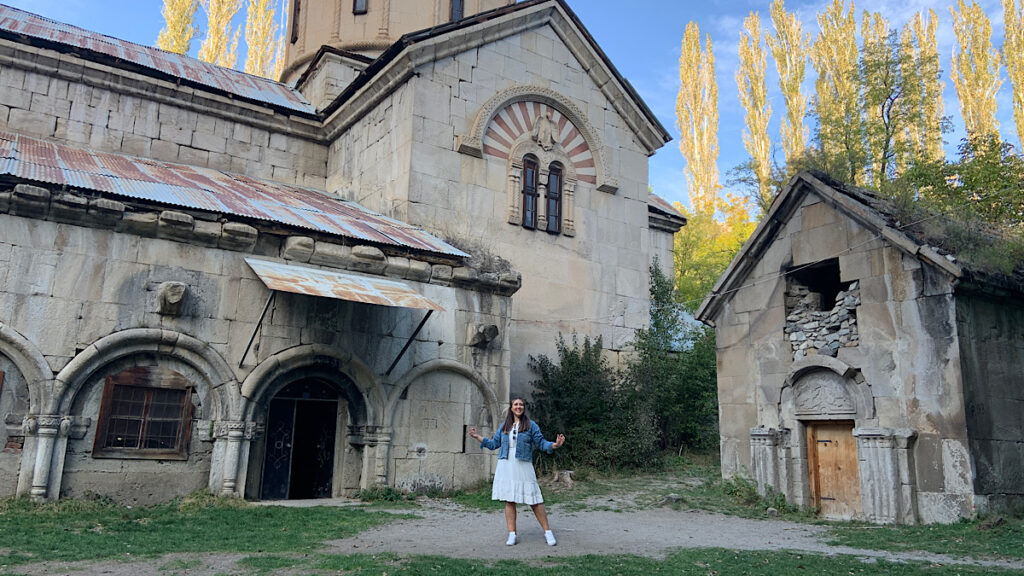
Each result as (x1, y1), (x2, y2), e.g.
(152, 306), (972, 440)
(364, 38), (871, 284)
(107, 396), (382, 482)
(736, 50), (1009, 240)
(546, 163), (563, 234)
(93, 366), (193, 460)
(522, 155), (539, 229)
(450, 0), (464, 21)
(353, 0), (367, 14)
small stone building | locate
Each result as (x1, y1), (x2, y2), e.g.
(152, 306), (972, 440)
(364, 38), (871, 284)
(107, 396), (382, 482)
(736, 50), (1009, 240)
(0, 0), (680, 503)
(697, 172), (1024, 524)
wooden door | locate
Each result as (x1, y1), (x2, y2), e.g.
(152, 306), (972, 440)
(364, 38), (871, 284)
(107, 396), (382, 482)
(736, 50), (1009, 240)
(806, 421), (861, 520)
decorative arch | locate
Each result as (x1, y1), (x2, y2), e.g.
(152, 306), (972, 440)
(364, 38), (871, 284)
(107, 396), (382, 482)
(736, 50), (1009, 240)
(457, 85), (617, 193)
(780, 356), (874, 423)
(0, 321), (51, 415)
(240, 344), (382, 426)
(384, 359), (501, 431)
(52, 328), (239, 420)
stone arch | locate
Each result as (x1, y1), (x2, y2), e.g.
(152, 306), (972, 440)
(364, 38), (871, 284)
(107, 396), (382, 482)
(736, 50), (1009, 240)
(457, 85), (617, 193)
(0, 321), (51, 416)
(780, 356), (874, 424)
(384, 359), (501, 427)
(52, 328), (239, 420)
(240, 344), (382, 425)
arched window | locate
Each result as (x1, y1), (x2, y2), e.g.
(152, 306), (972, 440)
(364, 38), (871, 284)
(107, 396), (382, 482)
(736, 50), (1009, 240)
(450, 0), (464, 21)
(521, 155), (539, 229)
(290, 0), (301, 43)
(93, 366), (194, 460)
(546, 163), (563, 234)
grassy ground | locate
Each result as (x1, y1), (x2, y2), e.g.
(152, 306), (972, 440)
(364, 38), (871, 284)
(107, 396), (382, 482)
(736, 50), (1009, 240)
(828, 516), (1024, 560)
(0, 493), (404, 569)
(1, 456), (1022, 575)
(208, 549), (1013, 576)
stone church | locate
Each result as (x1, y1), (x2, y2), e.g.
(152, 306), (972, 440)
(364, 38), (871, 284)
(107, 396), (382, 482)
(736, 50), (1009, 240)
(0, 0), (682, 503)
(697, 172), (1024, 524)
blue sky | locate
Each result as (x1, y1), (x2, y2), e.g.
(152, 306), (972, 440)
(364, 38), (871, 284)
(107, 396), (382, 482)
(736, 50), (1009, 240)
(2, 0), (1019, 209)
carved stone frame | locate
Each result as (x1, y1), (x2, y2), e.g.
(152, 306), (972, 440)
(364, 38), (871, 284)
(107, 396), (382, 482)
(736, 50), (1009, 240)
(506, 138), (578, 236)
(457, 85), (618, 194)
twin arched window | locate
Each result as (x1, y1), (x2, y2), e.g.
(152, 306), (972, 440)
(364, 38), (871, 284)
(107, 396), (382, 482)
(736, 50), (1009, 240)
(520, 156), (563, 234)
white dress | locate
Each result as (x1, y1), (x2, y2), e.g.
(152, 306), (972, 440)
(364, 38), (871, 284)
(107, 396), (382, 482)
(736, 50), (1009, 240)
(491, 425), (544, 505)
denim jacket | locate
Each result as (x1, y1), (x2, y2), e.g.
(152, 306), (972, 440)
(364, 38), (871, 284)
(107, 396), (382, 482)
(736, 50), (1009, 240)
(480, 420), (554, 461)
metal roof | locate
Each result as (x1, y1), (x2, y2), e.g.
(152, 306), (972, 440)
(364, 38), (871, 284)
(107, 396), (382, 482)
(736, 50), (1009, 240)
(246, 258), (444, 311)
(648, 193), (685, 220)
(0, 130), (467, 257)
(0, 4), (315, 116)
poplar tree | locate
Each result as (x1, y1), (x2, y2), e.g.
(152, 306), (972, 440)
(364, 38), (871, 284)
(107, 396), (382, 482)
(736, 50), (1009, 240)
(1005, 0), (1024, 146)
(950, 0), (1001, 140)
(811, 0), (864, 184)
(912, 10), (944, 162)
(861, 11), (892, 185)
(737, 12), (773, 214)
(676, 21), (720, 216)
(157, 0), (199, 54)
(198, 0), (242, 68)
(766, 0), (810, 170)
(244, 0), (283, 78)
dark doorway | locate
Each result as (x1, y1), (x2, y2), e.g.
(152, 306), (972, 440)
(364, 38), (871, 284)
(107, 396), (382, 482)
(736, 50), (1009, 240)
(260, 379), (339, 500)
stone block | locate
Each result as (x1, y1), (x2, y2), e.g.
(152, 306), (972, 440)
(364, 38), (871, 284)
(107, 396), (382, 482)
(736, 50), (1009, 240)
(49, 192), (89, 224)
(10, 183), (50, 218)
(219, 222), (258, 252)
(282, 236), (315, 262)
(349, 245), (386, 274)
(192, 220), (222, 247)
(192, 131), (227, 154)
(384, 256), (410, 278)
(310, 241), (351, 268)
(157, 210), (195, 242)
(406, 260), (432, 282)
(430, 264), (453, 285)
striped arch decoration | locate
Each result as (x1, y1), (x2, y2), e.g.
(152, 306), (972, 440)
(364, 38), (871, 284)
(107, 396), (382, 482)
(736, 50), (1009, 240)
(457, 85), (617, 193)
(482, 101), (596, 185)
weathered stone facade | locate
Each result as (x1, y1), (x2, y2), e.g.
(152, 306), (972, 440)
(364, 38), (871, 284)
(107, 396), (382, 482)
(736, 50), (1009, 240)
(0, 0), (680, 502)
(699, 172), (1024, 524)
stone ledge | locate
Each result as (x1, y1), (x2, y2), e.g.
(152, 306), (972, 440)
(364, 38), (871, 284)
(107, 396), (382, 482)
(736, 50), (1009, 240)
(0, 182), (521, 297)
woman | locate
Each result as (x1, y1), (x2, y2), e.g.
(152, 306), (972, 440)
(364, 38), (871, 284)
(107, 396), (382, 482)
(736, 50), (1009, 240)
(469, 398), (565, 546)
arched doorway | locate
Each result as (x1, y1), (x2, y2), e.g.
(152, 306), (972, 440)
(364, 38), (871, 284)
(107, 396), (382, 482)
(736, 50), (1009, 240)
(260, 379), (340, 499)
(251, 369), (367, 501)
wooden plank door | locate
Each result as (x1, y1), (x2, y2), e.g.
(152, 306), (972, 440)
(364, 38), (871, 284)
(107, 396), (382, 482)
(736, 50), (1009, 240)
(806, 420), (861, 520)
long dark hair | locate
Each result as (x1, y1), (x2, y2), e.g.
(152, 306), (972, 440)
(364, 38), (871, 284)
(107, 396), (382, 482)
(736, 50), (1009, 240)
(501, 398), (531, 433)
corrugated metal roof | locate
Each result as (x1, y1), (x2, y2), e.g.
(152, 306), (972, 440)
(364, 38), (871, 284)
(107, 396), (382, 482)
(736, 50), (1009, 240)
(0, 4), (315, 115)
(246, 258), (444, 311)
(0, 130), (467, 257)
(648, 193), (685, 220)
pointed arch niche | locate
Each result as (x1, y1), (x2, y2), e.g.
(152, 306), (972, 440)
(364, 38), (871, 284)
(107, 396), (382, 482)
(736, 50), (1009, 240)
(458, 87), (617, 234)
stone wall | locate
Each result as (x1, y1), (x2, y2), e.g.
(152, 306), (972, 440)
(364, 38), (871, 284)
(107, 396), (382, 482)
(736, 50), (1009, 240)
(714, 190), (973, 523)
(784, 283), (860, 359)
(0, 38), (329, 189)
(0, 182), (515, 503)
(956, 292), (1024, 514)
(321, 20), (661, 397)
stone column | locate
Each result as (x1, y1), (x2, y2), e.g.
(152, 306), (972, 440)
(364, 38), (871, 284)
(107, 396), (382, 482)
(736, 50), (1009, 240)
(219, 421), (248, 496)
(536, 172), (548, 230)
(854, 427), (916, 524)
(363, 426), (393, 486)
(563, 177), (577, 236)
(26, 415), (65, 501)
(507, 168), (521, 224)
(750, 427), (782, 496)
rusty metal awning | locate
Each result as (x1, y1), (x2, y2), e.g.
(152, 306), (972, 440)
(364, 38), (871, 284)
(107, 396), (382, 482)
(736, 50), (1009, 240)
(245, 258), (444, 311)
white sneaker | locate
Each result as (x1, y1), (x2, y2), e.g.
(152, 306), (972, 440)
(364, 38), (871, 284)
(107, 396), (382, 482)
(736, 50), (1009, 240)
(506, 532), (517, 546)
(544, 530), (557, 546)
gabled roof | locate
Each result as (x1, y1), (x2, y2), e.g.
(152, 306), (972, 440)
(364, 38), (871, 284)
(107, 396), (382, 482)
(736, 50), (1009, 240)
(696, 171), (967, 324)
(0, 130), (466, 258)
(321, 0), (670, 154)
(0, 4), (316, 117)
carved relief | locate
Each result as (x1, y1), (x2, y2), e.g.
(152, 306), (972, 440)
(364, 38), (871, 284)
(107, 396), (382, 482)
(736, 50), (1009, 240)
(532, 110), (558, 151)
(793, 370), (856, 416)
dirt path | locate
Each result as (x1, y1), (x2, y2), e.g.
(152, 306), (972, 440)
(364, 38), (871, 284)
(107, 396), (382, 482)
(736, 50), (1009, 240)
(10, 502), (1024, 575)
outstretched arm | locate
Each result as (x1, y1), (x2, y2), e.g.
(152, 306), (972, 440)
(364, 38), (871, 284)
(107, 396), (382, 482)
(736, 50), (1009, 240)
(468, 427), (501, 450)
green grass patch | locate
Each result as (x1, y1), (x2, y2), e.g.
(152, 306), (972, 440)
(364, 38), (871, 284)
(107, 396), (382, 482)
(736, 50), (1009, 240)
(303, 548), (1016, 575)
(0, 494), (404, 568)
(829, 516), (1024, 561)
